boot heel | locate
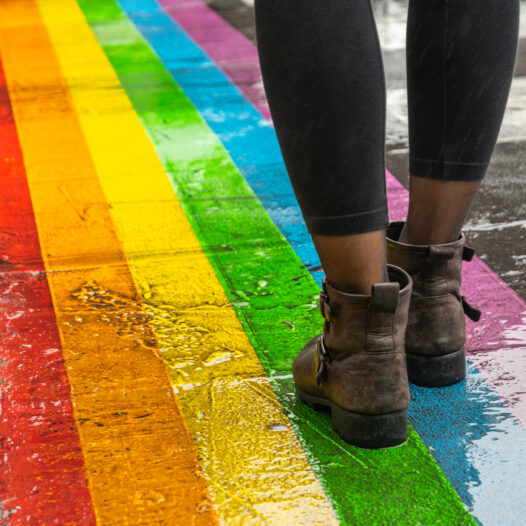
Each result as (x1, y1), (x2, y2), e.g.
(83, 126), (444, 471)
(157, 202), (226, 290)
(331, 404), (408, 449)
(407, 346), (465, 387)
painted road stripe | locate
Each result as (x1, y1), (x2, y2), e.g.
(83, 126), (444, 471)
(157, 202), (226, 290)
(0, 1), (218, 523)
(162, 0), (526, 416)
(0, 55), (96, 526)
(159, 0), (272, 121)
(158, 0), (526, 420)
(36, 0), (340, 523)
(120, 1), (526, 523)
(81, 0), (476, 523)
(160, 0), (526, 474)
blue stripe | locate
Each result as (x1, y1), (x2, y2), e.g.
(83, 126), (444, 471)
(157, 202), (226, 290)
(116, 1), (526, 522)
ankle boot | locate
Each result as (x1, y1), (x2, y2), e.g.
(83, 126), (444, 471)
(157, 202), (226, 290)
(386, 221), (480, 387)
(292, 265), (412, 449)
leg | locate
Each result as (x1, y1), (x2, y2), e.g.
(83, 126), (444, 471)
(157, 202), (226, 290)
(388, 0), (520, 386)
(400, 178), (480, 245)
(254, 0), (388, 295)
(402, 0), (520, 245)
(255, 0), (411, 448)
(312, 231), (387, 295)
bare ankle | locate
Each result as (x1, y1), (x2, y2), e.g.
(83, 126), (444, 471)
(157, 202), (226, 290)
(401, 174), (481, 245)
(327, 266), (389, 296)
(399, 220), (459, 245)
(312, 229), (388, 295)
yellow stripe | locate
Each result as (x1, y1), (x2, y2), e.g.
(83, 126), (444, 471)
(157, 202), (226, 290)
(35, 0), (339, 522)
(0, 1), (218, 524)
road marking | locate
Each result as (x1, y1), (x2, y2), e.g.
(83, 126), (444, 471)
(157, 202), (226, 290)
(134, 0), (526, 522)
(95, 0), (477, 523)
(0, 56), (96, 526)
(37, 0), (340, 523)
(0, 1), (217, 523)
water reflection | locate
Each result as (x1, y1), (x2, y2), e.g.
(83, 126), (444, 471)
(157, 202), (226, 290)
(409, 361), (526, 524)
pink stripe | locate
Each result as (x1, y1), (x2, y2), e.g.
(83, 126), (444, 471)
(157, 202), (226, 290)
(159, 0), (271, 120)
(159, 0), (526, 424)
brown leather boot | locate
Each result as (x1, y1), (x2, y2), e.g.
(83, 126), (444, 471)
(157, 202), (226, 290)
(293, 265), (412, 449)
(386, 221), (480, 387)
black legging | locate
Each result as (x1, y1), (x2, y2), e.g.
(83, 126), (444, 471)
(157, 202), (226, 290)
(254, 0), (520, 236)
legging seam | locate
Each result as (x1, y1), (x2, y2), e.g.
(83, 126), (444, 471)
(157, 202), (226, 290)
(411, 156), (489, 167)
(305, 205), (387, 221)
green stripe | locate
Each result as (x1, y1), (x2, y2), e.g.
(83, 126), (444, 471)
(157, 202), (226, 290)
(76, 1), (474, 523)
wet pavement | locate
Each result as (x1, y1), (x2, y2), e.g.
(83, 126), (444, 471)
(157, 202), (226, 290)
(0, 0), (525, 524)
(209, 0), (526, 298)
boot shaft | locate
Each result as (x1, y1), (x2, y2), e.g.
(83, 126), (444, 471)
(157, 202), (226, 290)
(322, 265), (412, 355)
(386, 221), (470, 298)
(386, 221), (480, 360)
(292, 264), (413, 419)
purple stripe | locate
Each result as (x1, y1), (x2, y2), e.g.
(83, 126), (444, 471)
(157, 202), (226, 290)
(158, 0), (526, 426)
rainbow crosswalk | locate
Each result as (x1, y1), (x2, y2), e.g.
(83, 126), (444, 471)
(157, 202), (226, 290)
(1, 0), (525, 524)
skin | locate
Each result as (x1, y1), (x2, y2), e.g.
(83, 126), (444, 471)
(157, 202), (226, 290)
(313, 174), (481, 294)
(312, 229), (388, 295)
(400, 175), (481, 245)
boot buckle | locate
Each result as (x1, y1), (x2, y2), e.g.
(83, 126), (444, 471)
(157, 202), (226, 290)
(315, 335), (332, 386)
(456, 293), (481, 322)
(462, 245), (475, 261)
(319, 292), (332, 321)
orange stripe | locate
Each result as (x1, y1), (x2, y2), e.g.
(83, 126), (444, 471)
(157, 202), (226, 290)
(0, 0), (218, 523)
(34, 0), (341, 523)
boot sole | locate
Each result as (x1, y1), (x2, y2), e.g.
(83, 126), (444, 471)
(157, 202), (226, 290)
(295, 387), (408, 449)
(407, 346), (466, 387)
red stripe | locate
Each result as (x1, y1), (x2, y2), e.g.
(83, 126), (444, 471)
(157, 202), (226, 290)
(0, 56), (96, 525)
